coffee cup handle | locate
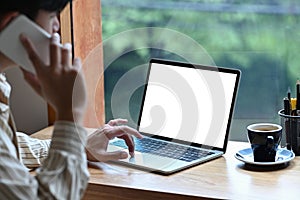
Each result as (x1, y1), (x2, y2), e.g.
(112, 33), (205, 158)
(266, 136), (275, 148)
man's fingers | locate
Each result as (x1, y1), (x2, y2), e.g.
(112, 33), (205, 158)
(103, 151), (128, 161)
(118, 134), (135, 155)
(61, 43), (72, 68)
(21, 68), (42, 96)
(20, 34), (45, 73)
(105, 126), (143, 139)
(73, 58), (82, 70)
(108, 118), (128, 126)
(50, 33), (61, 69)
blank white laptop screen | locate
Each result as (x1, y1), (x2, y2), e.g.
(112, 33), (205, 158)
(138, 61), (238, 149)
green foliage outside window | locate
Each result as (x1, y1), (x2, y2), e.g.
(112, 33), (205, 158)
(101, 0), (300, 141)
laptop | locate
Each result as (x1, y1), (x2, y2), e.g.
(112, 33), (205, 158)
(107, 58), (241, 174)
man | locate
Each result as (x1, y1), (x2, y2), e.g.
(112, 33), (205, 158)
(0, 0), (141, 199)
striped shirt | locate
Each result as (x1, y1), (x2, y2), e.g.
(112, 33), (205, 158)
(17, 132), (51, 168)
(0, 74), (89, 199)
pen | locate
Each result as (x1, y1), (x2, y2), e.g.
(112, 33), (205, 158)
(296, 79), (300, 111)
(284, 97), (291, 115)
(283, 97), (292, 150)
(287, 86), (291, 101)
(291, 98), (297, 113)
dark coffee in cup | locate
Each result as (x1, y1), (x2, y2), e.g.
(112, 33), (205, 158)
(247, 123), (282, 162)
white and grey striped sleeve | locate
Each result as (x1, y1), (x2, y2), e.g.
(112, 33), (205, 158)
(0, 121), (89, 200)
(17, 131), (51, 169)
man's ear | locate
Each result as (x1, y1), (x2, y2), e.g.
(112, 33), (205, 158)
(0, 12), (19, 31)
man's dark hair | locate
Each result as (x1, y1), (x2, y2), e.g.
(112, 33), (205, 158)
(0, 0), (70, 20)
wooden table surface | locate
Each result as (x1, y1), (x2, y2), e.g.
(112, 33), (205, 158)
(32, 127), (300, 200)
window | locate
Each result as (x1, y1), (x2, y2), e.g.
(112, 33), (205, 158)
(101, 0), (300, 141)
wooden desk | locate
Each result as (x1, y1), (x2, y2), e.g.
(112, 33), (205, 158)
(32, 127), (300, 200)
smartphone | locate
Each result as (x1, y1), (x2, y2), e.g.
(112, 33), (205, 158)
(0, 15), (51, 74)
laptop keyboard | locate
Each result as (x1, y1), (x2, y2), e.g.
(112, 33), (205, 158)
(111, 137), (215, 162)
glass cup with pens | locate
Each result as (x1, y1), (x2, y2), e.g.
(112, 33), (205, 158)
(279, 82), (300, 155)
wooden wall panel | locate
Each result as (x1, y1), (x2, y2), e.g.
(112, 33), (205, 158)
(57, 0), (105, 128)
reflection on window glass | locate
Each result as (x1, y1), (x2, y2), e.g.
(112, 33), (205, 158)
(101, 0), (300, 141)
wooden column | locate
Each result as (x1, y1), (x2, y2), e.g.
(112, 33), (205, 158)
(52, 0), (105, 127)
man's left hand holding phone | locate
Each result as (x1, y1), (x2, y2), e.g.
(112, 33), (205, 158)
(0, 14), (87, 124)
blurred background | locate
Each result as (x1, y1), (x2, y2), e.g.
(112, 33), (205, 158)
(101, 0), (300, 141)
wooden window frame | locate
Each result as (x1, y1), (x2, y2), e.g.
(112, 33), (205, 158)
(48, 0), (105, 127)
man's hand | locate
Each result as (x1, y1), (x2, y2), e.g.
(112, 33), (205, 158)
(20, 33), (87, 124)
(86, 119), (143, 162)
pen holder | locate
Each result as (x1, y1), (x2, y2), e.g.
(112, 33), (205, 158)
(278, 109), (300, 156)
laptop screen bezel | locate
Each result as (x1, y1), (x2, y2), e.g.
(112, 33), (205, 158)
(137, 58), (241, 153)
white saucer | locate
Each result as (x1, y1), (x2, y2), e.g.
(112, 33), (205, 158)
(235, 148), (295, 166)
